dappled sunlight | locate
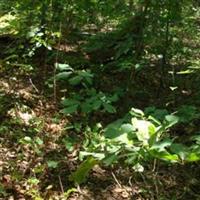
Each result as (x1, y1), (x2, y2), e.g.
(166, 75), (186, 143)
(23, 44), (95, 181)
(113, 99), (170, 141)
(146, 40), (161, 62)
(1, 0), (200, 199)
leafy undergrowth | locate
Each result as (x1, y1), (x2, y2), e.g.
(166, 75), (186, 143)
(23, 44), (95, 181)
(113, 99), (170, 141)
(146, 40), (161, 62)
(1, 1), (200, 199)
(0, 68), (200, 200)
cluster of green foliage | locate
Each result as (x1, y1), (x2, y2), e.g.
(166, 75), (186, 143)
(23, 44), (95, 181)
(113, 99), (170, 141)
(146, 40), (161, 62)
(1, 0), (200, 199)
(70, 106), (200, 184)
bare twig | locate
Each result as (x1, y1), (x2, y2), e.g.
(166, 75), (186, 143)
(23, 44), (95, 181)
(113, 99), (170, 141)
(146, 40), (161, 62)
(111, 171), (122, 188)
(58, 175), (64, 194)
(29, 78), (39, 93)
(152, 158), (157, 172)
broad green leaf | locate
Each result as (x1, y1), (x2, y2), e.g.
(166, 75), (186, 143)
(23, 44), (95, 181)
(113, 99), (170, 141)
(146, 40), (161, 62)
(104, 119), (125, 139)
(132, 118), (151, 145)
(92, 100), (102, 110)
(170, 143), (189, 160)
(177, 105), (198, 123)
(103, 103), (116, 113)
(161, 153), (179, 162)
(105, 127), (121, 139)
(145, 107), (168, 121)
(186, 152), (200, 162)
(61, 98), (80, 106)
(165, 115), (179, 128)
(110, 94), (119, 102)
(103, 154), (118, 166)
(69, 76), (82, 85)
(106, 144), (121, 153)
(191, 135), (200, 144)
(61, 105), (78, 114)
(150, 139), (173, 152)
(148, 115), (161, 126)
(148, 123), (156, 135)
(116, 132), (132, 145)
(69, 157), (98, 184)
(120, 124), (135, 133)
(81, 102), (92, 113)
(151, 150), (179, 162)
(56, 72), (72, 80)
(55, 63), (73, 71)
(78, 70), (93, 78)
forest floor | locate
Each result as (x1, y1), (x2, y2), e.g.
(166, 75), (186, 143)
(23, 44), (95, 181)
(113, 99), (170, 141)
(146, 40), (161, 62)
(0, 63), (199, 200)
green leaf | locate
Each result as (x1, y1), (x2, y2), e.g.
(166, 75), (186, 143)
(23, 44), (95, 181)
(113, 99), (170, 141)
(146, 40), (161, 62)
(170, 143), (188, 160)
(105, 127), (120, 139)
(191, 135), (200, 144)
(61, 105), (78, 114)
(55, 63), (73, 71)
(130, 108), (144, 117)
(56, 72), (72, 80)
(186, 152), (200, 162)
(104, 119), (125, 139)
(145, 107), (168, 121)
(151, 139), (173, 152)
(81, 102), (92, 113)
(61, 99), (80, 106)
(35, 137), (43, 145)
(161, 153), (179, 162)
(170, 86), (178, 91)
(47, 161), (58, 168)
(27, 177), (40, 185)
(63, 137), (77, 152)
(177, 69), (194, 74)
(150, 150), (179, 162)
(165, 115), (179, 128)
(68, 76), (83, 85)
(148, 123), (156, 136)
(103, 154), (118, 166)
(64, 188), (77, 198)
(20, 136), (32, 144)
(80, 152), (105, 160)
(177, 105), (198, 123)
(103, 103), (116, 113)
(78, 70), (93, 78)
(92, 100), (102, 110)
(132, 118), (151, 145)
(69, 157), (98, 184)
(120, 124), (135, 133)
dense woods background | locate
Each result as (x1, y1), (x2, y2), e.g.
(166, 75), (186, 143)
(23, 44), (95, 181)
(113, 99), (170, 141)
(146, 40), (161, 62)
(1, 0), (200, 199)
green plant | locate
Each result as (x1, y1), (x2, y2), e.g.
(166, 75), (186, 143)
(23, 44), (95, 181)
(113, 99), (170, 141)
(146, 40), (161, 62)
(70, 107), (200, 184)
(20, 136), (44, 155)
(25, 177), (42, 200)
(61, 89), (118, 115)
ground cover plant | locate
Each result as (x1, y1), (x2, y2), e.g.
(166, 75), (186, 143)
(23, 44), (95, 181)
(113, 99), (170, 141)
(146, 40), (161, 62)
(1, 0), (200, 199)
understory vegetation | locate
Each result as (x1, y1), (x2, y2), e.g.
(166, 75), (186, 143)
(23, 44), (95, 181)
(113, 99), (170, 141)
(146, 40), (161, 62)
(1, 0), (200, 199)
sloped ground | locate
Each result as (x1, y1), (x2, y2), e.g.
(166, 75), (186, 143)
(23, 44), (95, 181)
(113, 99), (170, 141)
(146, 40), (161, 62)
(0, 71), (143, 199)
(1, 6), (200, 199)
(0, 63), (200, 200)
